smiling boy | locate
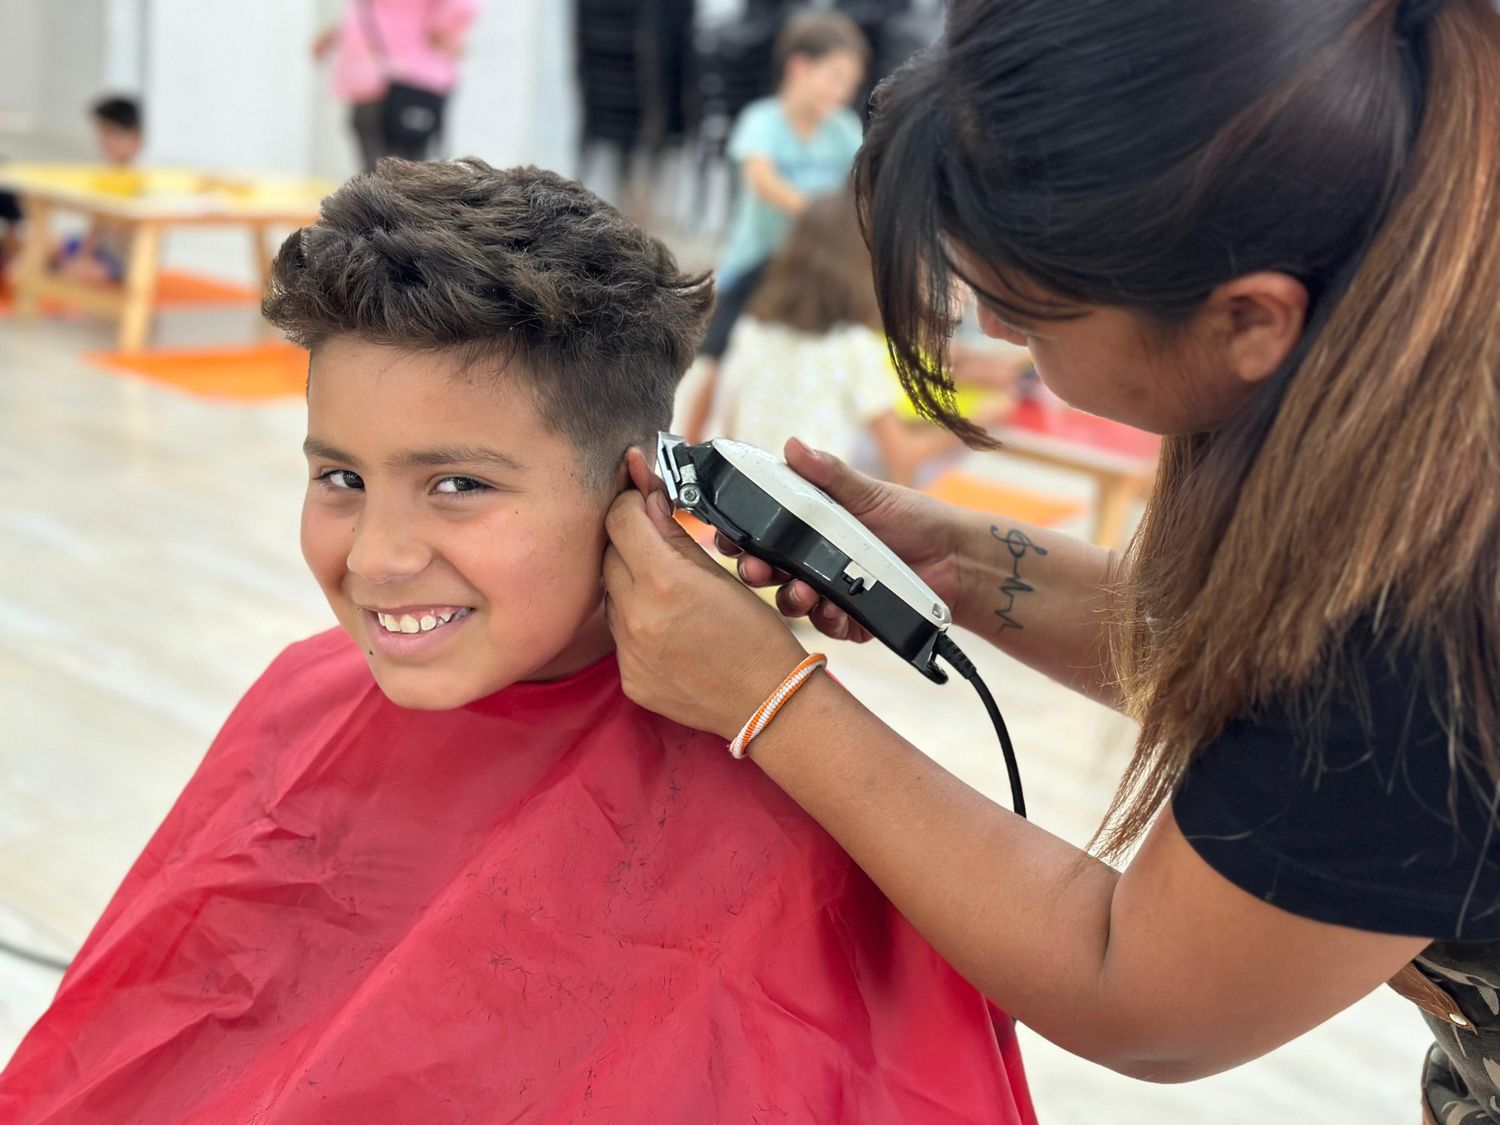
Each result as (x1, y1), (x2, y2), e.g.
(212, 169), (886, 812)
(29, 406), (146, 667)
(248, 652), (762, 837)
(0, 160), (1034, 1124)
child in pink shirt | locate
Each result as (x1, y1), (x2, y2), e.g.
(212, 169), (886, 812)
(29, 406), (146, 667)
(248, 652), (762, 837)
(314, 0), (483, 169)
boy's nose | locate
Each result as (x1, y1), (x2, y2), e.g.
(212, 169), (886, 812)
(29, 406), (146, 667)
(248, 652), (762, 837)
(346, 511), (433, 584)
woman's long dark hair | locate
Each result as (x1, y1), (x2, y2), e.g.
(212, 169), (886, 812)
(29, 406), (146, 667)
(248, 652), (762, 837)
(856, 0), (1500, 855)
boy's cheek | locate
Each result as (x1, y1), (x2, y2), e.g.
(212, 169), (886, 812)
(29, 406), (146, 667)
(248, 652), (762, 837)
(299, 506), (353, 599)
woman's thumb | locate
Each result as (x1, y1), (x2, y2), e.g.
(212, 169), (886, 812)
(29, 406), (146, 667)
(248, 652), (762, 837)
(785, 437), (880, 511)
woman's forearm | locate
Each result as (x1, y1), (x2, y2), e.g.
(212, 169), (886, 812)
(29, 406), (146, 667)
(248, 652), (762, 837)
(950, 511), (1124, 706)
(750, 673), (1136, 1068)
(744, 670), (1427, 1084)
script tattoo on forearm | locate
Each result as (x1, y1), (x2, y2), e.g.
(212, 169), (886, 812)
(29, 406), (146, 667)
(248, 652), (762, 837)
(990, 526), (1048, 633)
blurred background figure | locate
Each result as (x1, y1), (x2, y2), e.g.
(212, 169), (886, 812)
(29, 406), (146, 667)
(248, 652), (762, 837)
(698, 10), (869, 365)
(708, 189), (1006, 486)
(50, 96), (141, 285)
(313, 0), (484, 171)
(0, 190), (20, 280)
(89, 96), (142, 167)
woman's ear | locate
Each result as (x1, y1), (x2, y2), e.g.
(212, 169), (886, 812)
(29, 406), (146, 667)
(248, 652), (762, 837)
(1207, 272), (1309, 385)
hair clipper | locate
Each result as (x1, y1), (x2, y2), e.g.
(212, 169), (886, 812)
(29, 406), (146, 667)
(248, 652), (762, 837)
(656, 435), (953, 683)
(654, 433), (1025, 815)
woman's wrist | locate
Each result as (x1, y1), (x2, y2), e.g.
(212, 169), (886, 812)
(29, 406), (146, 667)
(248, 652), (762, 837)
(949, 508), (1007, 634)
(740, 668), (851, 778)
(711, 630), (810, 743)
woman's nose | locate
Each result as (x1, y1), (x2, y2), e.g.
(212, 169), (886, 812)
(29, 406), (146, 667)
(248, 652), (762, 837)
(975, 304), (1028, 348)
(346, 507), (432, 584)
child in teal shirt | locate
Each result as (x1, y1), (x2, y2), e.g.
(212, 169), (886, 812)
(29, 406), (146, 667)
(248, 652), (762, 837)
(689, 12), (870, 439)
(717, 12), (869, 289)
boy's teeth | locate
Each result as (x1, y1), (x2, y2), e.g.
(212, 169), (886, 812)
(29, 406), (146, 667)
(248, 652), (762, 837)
(375, 608), (471, 634)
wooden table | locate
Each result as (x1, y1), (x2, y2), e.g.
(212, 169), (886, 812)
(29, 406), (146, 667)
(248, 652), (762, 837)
(1, 164), (333, 352)
(995, 398), (1162, 547)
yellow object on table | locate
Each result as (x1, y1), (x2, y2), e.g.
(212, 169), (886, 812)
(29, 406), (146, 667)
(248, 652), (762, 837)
(0, 163), (336, 352)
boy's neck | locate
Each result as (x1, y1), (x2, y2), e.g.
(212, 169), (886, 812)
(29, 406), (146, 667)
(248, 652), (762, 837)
(521, 600), (616, 684)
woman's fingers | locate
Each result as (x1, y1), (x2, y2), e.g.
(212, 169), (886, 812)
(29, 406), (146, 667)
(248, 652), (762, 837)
(811, 597), (852, 641)
(774, 580), (819, 619)
(784, 437), (884, 516)
(737, 556), (798, 588)
(624, 447), (665, 498)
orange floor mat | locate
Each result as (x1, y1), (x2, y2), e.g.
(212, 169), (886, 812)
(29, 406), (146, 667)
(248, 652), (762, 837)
(923, 470), (1085, 526)
(85, 341), (308, 401)
(0, 270), (259, 315)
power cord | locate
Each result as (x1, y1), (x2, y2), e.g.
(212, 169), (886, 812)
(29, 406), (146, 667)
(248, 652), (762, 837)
(936, 634), (1027, 819)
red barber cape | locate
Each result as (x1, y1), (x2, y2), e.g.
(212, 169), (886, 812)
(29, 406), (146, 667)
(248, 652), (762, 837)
(0, 630), (1035, 1124)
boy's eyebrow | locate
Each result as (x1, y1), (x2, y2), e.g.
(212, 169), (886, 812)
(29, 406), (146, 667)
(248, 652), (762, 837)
(302, 438), (526, 474)
(303, 437), (358, 465)
(394, 445), (528, 474)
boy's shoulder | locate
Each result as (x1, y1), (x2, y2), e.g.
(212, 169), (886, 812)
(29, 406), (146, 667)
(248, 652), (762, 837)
(227, 627), (374, 734)
(260, 626), (368, 688)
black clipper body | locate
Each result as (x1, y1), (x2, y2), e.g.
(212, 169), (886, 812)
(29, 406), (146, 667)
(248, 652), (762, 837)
(657, 435), (951, 684)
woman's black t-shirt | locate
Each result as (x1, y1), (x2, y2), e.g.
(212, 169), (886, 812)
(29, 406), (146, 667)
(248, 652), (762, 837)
(1174, 627), (1500, 941)
(1173, 626), (1500, 1118)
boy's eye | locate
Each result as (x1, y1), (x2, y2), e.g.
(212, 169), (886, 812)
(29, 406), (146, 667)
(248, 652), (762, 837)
(316, 469), (364, 492)
(433, 476), (492, 497)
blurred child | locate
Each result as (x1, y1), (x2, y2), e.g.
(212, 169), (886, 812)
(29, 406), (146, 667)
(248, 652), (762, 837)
(313, 0), (482, 171)
(696, 10), (870, 366)
(0, 160), (1035, 1125)
(0, 191), (21, 281)
(706, 190), (1011, 487)
(52, 96), (142, 285)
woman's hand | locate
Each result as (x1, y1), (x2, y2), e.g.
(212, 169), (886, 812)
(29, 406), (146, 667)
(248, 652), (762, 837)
(603, 450), (808, 739)
(725, 439), (969, 643)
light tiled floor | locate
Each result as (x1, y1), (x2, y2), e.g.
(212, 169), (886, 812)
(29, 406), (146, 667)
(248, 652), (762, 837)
(0, 291), (1431, 1122)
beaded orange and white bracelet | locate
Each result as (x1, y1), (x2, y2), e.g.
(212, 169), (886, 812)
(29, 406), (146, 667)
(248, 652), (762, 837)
(728, 653), (828, 760)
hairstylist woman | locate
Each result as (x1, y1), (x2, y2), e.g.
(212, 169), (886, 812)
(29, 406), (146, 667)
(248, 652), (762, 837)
(603, 0), (1500, 1117)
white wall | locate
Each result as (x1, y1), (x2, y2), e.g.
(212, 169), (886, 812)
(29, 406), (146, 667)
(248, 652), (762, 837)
(0, 0), (112, 158)
(142, 0), (321, 173)
(1, 0), (582, 178)
(0, 0), (46, 140)
(444, 0), (580, 175)
(102, 0), (146, 93)
(147, 0), (579, 179)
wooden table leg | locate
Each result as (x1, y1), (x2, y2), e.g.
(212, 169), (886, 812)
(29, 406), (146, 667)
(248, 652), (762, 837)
(1094, 473), (1135, 548)
(118, 220), (162, 353)
(12, 195), (54, 319)
(250, 222), (274, 294)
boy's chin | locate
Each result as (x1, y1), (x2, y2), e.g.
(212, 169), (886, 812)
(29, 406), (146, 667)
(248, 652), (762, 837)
(367, 664), (513, 712)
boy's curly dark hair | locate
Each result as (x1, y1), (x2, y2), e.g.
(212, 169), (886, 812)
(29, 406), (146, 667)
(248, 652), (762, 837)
(263, 158), (713, 486)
